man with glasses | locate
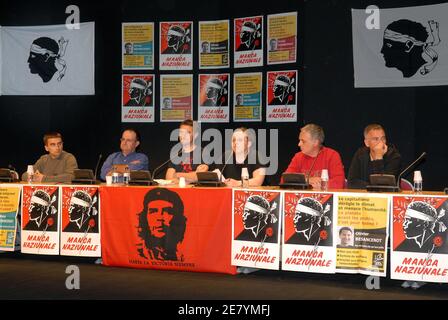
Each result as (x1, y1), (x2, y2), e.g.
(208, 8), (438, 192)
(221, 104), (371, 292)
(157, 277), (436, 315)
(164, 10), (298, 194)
(22, 132), (78, 184)
(100, 128), (148, 181)
(347, 124), (402, 189)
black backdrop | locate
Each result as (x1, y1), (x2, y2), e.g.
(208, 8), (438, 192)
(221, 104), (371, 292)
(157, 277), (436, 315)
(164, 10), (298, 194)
(0, 0), (447, 190)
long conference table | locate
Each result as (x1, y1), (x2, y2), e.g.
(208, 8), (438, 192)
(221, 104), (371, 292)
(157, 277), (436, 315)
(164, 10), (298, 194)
(3, 183), (448, 280)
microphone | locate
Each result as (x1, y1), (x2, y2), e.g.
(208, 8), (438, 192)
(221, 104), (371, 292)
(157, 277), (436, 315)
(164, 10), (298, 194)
(94, 154), (103, 182)
(151, 148), (183, 183)
(219, 150), (234, 183)
(396, 152), (426, 189)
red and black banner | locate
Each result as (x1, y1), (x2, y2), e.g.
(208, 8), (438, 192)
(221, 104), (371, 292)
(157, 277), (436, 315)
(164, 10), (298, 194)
(101, 186), (237, 274)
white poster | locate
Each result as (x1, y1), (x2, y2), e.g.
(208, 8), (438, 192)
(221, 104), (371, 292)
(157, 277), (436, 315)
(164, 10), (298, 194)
(1, 22), (95, 95)
(352, 3), (448, 87)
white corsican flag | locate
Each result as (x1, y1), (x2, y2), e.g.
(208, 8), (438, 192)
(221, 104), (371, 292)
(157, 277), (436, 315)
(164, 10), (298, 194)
(1, 22), (94, 95)
(352, 3), (448, 87)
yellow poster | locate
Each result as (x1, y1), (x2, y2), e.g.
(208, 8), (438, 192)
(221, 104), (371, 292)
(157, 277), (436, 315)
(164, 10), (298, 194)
(160, 74), (193, 122)
(122, 23), (154, 70)
(336, 193), (389, 276)
(267, 12), (297, 65)
(0, 186), (21, 251)
(199, 20), (229, 69)
(233, 72), (262, 122)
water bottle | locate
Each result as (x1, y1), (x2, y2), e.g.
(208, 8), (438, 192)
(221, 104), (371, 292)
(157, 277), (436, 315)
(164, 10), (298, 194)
(241, 167), (249, 188)
(123, 167), (130, 185)
(413, 171), (423, 194)
(320, 169), (329, 191)
(112, 166), (120, 184)
(27, 165), (34, 184)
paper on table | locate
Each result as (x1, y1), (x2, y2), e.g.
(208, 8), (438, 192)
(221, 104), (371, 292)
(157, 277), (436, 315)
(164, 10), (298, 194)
(154, 179), (174, 185)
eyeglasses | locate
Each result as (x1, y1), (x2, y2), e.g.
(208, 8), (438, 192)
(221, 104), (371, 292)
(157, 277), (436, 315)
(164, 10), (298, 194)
(120, 138), (136, 143)
(369, 136), (386, 142)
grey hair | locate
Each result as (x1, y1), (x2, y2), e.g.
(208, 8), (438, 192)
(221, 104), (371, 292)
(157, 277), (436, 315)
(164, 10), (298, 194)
(301, 124), (325, 145)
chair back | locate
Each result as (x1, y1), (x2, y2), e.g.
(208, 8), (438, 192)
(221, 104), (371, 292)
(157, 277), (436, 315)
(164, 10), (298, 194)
(400, 178), (414, 191)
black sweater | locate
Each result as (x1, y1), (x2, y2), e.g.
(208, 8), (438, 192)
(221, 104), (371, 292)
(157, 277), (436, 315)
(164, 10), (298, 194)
(347, 145), (402, 189)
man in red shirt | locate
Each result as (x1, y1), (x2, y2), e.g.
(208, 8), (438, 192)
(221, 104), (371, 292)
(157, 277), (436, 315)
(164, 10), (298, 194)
(283, 124), (345, 189)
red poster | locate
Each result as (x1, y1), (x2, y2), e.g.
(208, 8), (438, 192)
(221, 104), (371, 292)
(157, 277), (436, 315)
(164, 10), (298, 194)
(231, 189), (282, 270)
(60, 186), (101, 257)
(101, 186), (237, 274)
(21, 185), (60, 255)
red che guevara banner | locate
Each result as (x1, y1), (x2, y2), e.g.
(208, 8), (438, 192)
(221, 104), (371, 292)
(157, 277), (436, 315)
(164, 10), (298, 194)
(100, 186), (237, 274)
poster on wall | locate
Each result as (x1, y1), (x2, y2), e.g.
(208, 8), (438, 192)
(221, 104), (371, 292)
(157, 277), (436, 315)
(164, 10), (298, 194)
(60, 186), (101, 257)
(234, 16), (263, 68)
(159, 21), (193, 70)
(198, 74), (229, 122)
(21, 185), (60, 255)
(160, 74), (193, 122)
(336, 193), (389, 277)
(121, 74), (155, 123)
(0, 185), (21, 251)
(233, 72), (262, 122)
(199, 20), (229, 69)
(267, 12), (297, 65)
(1, 22), (95, 95)
(391, 195), (448, 283)
(122, 22), (154, 70)
(232, 189), (282, 270)
(282, 192), (336, 274)
(352, 3), (448, 87)
(266, 70), (297, 122)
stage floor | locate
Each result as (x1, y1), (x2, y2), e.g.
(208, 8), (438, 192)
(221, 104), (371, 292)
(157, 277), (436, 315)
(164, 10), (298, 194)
(0, 252), (446, 300)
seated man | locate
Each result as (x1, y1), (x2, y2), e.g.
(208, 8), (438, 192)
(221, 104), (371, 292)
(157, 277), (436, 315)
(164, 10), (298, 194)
(283, 124), (345, 189)
(22, 132), (78, 184)
(100, 128), (149, 180)
(347, 124), (401, 189)
(220, 127), (265, 187)
(165, 119), (208, 183)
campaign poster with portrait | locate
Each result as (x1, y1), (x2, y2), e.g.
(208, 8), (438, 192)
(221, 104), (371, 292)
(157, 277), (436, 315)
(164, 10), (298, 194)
(122, 22), (154, 70)
(233, 72), (262, 122)
(234, 16), (263, 68)
(60, 186), (100, 257)
(0, 185), (21, 251)
(266, 70), (297, 122)
(282, 192), (336, 274)
(160, 74), (193, 122)
(199, 20), (229, 69)
(100, 186), (236, 274)
(232, 189), (282, 270)
(159, 21), (193, 70)
(21, 185), (60, 255)
(267, 12), (297, 65)
(391, 195), (448, 283)
(336, 193), (389, 277)
(198, 74), (229, 123)
(122, 74), (155, 123)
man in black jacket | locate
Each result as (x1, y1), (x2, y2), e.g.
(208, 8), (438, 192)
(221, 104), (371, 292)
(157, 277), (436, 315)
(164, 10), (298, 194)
(348, 124), (401, 189)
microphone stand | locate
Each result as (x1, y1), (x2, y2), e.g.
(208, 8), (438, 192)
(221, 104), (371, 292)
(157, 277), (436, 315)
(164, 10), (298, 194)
(94, 154), (103, 184)
(396, 152), (426, 191)
(151, 148), (184, 185)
